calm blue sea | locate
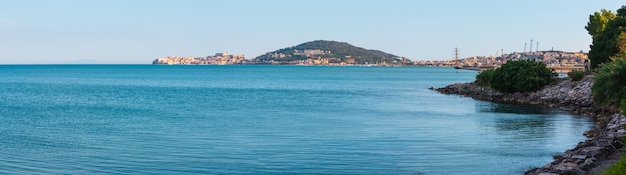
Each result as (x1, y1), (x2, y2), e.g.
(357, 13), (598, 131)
(0, 65), (592, 174)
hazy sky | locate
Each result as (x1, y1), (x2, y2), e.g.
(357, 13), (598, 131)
(0, 0), (624, 64)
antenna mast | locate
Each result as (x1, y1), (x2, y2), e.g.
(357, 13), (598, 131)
(529, 39), (533, 53)
(536, 41), (539, 52)
(454, 47), (459, 67)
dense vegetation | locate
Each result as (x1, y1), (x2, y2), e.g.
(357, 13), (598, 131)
(592, 58), (626, 111)
(587, 6), (626, 69)
(587, 5), (626, 112)
(475, 69), (495, 87)
(588, 5), (626, 174)
(475, 60), (555, 93)
(254, 40), (402, 64)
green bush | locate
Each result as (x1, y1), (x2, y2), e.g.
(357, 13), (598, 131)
(622, 98), (626, 115)
(475, 69), (495, 87)
(592, 58), (626, 111)
(567, 69), (585, 81)
(489, 60), (556, 93)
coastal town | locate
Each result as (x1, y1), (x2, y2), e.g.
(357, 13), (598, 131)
(417, 50), (589, 73)
(152, 52), (247, 65)
(414, 50), (587, 68)
(152, 49), (589, 73)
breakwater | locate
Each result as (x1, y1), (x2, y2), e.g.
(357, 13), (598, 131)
(436, 76), (626, 175)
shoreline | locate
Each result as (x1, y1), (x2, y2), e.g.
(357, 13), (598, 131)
(435, 76), (626, 175)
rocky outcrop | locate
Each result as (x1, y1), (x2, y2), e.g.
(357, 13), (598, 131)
(435, 76), (626, 175)
(436, 76), (595, 113)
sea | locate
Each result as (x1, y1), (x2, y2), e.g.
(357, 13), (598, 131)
(0, 65), (593, 174)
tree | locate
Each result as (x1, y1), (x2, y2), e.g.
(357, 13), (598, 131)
(589, 17), (626, 69)
(586, 9), (616, 41)
(618, 5), (626, 17)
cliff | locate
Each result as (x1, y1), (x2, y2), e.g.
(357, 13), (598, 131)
(436, 76), (626, 175)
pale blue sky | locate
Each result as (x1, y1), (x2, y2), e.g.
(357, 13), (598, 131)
(0, 0), (623, 64)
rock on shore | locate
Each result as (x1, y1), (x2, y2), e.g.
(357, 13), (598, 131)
(435, 76), (626, 175)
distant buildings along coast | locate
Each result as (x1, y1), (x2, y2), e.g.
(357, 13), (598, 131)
(151, 40), (588, 71)
(152, 50), (588, 69)
(153, 52), (246, 65)
(414, 50), (589, 72)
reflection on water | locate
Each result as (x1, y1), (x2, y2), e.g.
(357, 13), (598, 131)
(494, 117), (549, 131)
(475, 101), (590, 146)
(478, 102), (556, 115)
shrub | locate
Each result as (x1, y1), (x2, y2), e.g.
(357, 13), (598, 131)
(475, 69), (495, 87)
(567, 69), (585, 81)
(490, 60), (556, 93)
(622, 98), (626, 115)
(592, 58), (626, 111)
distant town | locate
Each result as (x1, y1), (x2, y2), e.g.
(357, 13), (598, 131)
(417, 50), (588, 73)
(153, 52), (247, 65)
(152, 41), (588, 73)
(153, 50), (588, 71)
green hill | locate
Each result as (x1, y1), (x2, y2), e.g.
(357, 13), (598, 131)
(254, 40), (407, 65)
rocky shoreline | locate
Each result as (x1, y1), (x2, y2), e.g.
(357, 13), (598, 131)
(435, 76), (626, 175)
